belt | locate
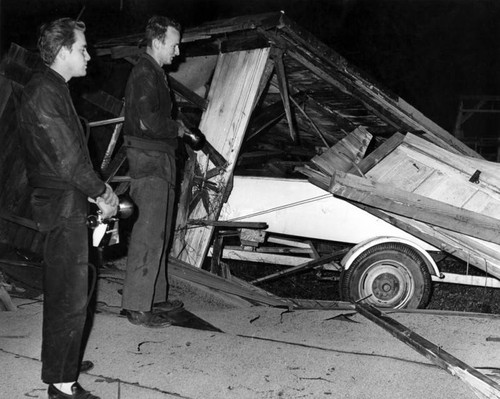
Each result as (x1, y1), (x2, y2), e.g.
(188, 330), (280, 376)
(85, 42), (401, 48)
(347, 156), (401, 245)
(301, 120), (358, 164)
(123, 135), (176, 153)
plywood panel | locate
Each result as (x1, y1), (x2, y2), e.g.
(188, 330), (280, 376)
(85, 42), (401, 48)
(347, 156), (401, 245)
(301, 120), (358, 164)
(173, 48), (270, 267)
(415, 172), (477, 205)
(367, 148), (435, 192)
(368, 133), (500, 216)
(403, 133), (500, 193)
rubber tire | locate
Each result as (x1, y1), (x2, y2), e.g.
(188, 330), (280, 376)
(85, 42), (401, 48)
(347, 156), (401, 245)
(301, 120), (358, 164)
(340, 242), (432, 309)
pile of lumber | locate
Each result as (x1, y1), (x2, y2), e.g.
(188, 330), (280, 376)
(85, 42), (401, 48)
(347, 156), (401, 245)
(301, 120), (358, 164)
(298, 127), (500, 280)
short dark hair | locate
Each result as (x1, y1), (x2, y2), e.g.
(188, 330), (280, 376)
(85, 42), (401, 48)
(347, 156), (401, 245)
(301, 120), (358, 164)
(38, 18), (86, 66)
(145, 16), (182, 47)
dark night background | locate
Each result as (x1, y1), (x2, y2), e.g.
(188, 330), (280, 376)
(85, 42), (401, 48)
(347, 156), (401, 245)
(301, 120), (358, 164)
(1, 0), (500, 143)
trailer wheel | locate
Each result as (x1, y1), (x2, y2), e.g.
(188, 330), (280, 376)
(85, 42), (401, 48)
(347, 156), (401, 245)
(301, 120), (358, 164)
(340, 242), (432, 309)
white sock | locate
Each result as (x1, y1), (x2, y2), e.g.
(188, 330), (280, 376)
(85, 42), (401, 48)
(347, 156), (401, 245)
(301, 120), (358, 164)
(53, 382), (75, 395)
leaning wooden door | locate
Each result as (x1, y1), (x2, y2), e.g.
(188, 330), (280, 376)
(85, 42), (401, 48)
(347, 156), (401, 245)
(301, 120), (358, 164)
(173, 48), (270, 268)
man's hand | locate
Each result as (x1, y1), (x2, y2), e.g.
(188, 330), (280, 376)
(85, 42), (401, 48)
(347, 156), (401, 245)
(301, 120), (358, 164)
(101, 183), (119, 208)
(96, 197), (118, 220)
(177, 119), (189, 138)
(88, 183), (119, 220)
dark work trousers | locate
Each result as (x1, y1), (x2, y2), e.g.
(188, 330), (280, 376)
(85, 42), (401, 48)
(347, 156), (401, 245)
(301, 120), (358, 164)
(122, 176), (176, 312)
(33, 189), (90, 383)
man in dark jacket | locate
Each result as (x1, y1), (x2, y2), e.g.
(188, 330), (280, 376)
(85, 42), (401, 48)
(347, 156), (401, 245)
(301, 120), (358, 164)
(121, 15), (188, 327)
(18, 18), (118, 399)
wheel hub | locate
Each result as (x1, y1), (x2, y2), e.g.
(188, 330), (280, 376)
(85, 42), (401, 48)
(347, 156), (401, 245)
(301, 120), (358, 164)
(372, 272), (400, 299)
(358, 261), (415, 308)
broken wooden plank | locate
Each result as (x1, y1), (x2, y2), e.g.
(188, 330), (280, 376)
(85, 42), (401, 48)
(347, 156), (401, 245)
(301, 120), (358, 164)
(250, 248), (348, 284)
(311, 126), (372, 175)
(329, 170), (500, 245)
(356, 301), (500, 399)
(169, 256), (290, 308)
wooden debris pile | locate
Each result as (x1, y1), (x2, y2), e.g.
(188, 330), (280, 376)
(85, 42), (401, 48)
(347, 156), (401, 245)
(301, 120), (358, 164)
(298, 127), (500, 281)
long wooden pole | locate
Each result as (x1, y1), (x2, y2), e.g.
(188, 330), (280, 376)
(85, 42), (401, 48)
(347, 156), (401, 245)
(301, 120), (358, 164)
(356, 302), (500, 399)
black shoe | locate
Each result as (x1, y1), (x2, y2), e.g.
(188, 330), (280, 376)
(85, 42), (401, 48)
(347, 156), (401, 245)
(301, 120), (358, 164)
(125, 310), (172, 328)
(48, 382), (100, 399)
(80, 360), (94, 373)
(153, 299), (184, 312)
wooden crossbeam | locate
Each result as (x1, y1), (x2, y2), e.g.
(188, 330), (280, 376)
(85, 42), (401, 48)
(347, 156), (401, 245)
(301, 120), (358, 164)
(328, 170), (500, 245)
(250, 248), (348, 285)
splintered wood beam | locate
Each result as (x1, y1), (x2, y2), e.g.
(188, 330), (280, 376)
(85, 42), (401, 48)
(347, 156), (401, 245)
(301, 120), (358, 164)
(356, 302), (500, 399)
(328, 170), (500, 245)
(273, 50), (298, 142)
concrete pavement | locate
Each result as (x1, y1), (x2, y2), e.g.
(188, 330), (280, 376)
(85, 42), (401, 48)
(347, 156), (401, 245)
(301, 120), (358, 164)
(1, 274), (500, 398)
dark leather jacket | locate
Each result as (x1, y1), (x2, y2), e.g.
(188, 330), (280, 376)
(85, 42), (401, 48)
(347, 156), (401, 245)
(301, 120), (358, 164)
(124, 53), (179, 184)
(18, 67), (105, 228)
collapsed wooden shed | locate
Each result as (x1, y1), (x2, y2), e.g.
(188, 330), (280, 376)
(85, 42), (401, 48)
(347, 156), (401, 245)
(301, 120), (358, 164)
(0, 11), (497, 309)
(91, 11), (477, 265)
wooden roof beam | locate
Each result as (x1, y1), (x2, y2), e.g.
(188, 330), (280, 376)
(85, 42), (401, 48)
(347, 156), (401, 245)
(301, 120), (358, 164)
(272, 49), (298, 142)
